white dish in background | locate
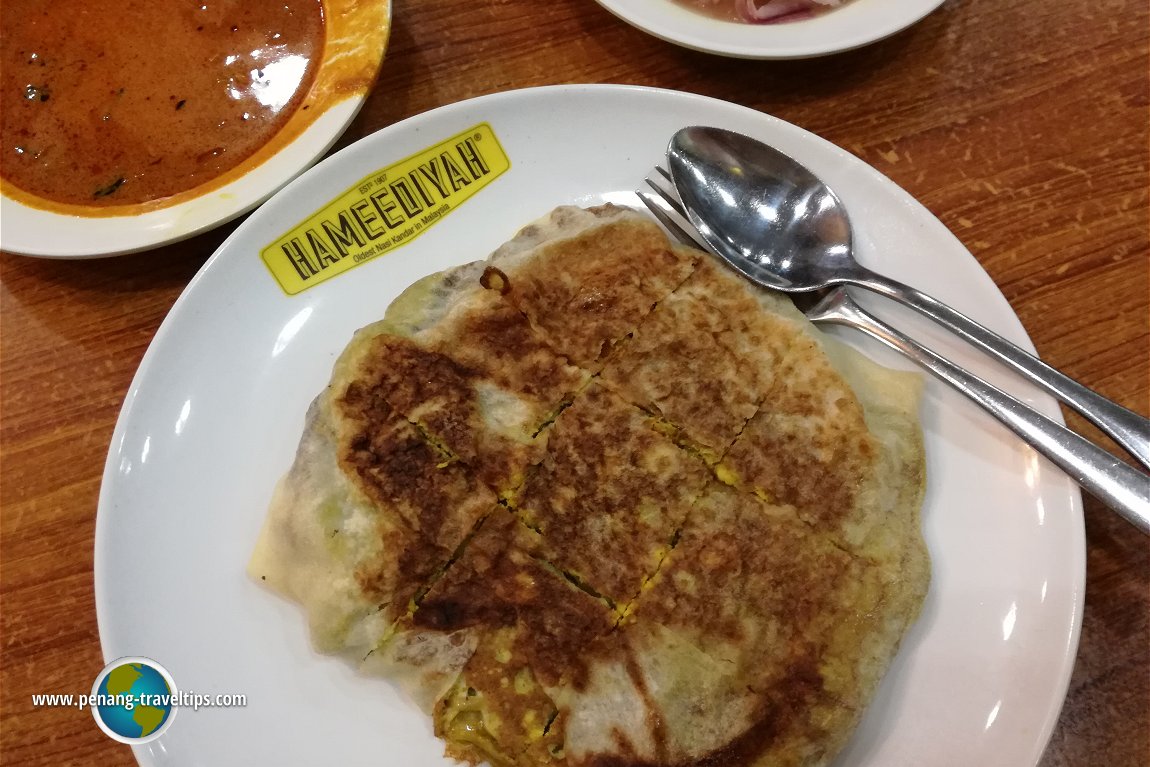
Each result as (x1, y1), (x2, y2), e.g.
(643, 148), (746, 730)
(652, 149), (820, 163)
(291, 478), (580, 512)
(0, 0), (391, 259)
(96, 84), (1083, 767)
(596, 0), (946, 59)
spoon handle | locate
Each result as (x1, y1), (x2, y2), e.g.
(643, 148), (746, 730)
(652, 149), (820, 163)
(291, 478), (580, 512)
(805, 289), (1150, 534)
(850, 269), (1150, 470)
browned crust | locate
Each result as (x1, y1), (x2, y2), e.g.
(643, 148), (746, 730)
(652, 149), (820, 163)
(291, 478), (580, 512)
(493, 210), (700, 369)
(720, 332), (879, 541)
(599, 256), (800, 458)
(334, 378), (495, 620)
(514, 383), (712, 607)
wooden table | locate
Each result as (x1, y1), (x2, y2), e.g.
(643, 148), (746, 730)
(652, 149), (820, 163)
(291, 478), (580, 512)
(2, 1), (1146, 764)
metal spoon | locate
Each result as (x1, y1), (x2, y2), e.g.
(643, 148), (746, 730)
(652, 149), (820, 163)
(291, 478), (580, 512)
(668, 125), (1150, 471)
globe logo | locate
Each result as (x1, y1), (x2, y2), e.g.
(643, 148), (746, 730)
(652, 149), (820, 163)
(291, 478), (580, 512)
(91, 657), (177, 744)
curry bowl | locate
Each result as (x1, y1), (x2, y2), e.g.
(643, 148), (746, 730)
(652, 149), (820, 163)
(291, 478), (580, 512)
(0, 0), (391, 258)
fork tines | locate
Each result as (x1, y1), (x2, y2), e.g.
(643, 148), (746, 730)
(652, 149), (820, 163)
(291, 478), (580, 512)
(637, 166), (710, 250)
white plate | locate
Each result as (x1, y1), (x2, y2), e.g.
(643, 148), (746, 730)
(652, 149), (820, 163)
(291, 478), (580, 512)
(96, 84), (1083, 767)
(0, 0), (391, 259)
(596, 0), (946, 59)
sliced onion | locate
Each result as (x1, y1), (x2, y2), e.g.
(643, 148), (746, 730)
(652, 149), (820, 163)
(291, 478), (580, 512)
(739, 0), (842, 24)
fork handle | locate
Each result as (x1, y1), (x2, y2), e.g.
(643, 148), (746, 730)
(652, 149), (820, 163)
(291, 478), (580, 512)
(844, 268), (1150, 470)
(808, 290), (1150, 534)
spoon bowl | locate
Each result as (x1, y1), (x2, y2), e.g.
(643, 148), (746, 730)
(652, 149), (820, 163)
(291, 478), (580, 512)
(668, 125), (857, 291)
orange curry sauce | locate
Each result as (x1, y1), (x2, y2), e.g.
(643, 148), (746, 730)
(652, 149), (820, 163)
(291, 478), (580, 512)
(1, 0), (324, 208)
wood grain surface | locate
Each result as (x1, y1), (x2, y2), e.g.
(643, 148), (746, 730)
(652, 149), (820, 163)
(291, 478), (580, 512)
(2, 0), (1146, 765)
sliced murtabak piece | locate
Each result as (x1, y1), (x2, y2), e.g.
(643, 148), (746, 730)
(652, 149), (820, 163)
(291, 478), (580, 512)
(432, 629), (563, 767)
(555, 482), (927, 767)
(247, 390), (496, 660)
(333, 263), (587, 495)
(599, 254), (809, 462)
(334, 380), (494, 553)
(379, 509), (616, 767)
(487, 204), (700, 369)
(421, 278), (592, 429)
(717, 326), (927, 564)
(513, 382), (713, 608)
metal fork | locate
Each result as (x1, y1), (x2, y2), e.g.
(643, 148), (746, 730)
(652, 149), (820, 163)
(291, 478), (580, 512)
(638, 168), (1150, 533)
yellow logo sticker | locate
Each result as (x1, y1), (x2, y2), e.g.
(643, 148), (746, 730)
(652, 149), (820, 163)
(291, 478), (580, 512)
(261, 123), (510, 295)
